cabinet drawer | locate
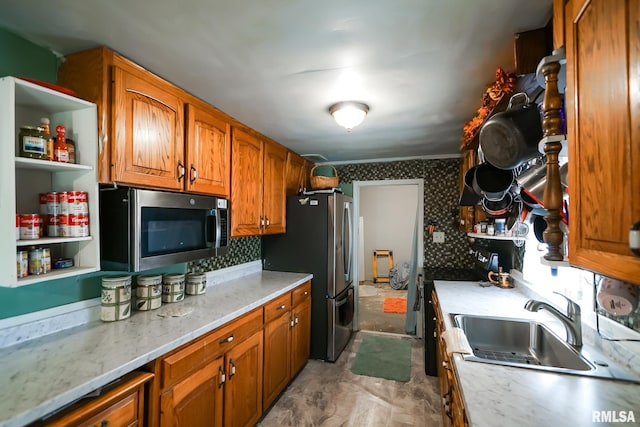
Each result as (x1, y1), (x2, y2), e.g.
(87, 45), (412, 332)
(264, 293), (291, 323)
(161, 308), (263, 389)
(36, 371), (153, 427)
(292, 281), (311, 307)
(205, 307), (263, 358)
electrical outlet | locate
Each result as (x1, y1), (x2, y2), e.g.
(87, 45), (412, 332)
(433, 231), (445, 243)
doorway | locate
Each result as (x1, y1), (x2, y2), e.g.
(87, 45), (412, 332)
(352, 179), (424, 335)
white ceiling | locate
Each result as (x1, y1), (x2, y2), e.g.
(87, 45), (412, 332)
(0, 0), (552, 163)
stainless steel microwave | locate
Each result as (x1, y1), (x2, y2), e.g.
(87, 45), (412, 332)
(99, 187), (229, 271)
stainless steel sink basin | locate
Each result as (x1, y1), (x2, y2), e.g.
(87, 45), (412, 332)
(451, 314), (639, 382)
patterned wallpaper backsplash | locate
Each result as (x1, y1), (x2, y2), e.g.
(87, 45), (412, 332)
(335, 158), (476, 269)
(188, 236), (261, 272)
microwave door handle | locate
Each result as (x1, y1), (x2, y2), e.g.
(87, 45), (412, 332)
(215, 209), (222, 248)
(205, 210), (218, 247)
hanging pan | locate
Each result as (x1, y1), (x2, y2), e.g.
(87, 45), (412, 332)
(480, 91), (544, 170)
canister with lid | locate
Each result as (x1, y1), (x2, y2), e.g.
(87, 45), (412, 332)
(135, 274), (162, 311)
(101, 275), (132, 321)
(186, 272), (207, 295)
(162, 273), (185, 303)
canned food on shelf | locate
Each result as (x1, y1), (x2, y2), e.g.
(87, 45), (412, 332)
(16, 251), (28, 278)
(53, 258), (74, 269)
(19, 214), (40, 240)
(28, 248), (44, 275)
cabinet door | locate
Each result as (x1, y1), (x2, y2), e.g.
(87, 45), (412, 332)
(224, 330), (264, 427)
(285, 151), (306, 196)
(112, 66), (185, 190)
(231, 128), (263, 236)
(566, 0), (640, 283)
(263, 311), (292, 409)
(186, 104), (231, 197)
(291, 298), (311, 376)
(263, 141), (287, 234)
(160, 358), (224, 427)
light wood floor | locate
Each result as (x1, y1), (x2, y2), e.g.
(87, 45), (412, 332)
(257, 331), (442, 426)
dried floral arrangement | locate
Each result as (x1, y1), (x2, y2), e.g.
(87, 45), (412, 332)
(460, 67), (517, 150)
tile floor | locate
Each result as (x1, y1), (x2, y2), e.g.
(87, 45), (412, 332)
(257, 331), (443, 427)
(357, 281), (408, 335)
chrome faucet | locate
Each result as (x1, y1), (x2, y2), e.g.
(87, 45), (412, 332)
(524, 292), (582, 347)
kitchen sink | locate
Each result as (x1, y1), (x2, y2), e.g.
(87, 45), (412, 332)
(451, 314), (639, 382)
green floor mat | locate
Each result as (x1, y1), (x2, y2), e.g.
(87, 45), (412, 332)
(351, 335), (412, 382)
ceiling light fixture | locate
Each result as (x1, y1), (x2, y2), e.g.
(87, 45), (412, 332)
(329, 101), (369, 130)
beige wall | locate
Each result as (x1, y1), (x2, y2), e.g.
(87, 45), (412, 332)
(360, 184), (418, 281)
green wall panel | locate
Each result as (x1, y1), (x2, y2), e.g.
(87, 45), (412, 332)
(0, 27), (59, 83)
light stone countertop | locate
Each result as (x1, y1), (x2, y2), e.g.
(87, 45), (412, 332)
(434, 281), (640, 427)
(0, 270), (312, 427)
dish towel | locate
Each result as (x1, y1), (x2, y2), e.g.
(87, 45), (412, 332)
(441, 327), (473, 356)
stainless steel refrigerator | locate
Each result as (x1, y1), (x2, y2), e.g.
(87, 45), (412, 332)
(262, 191), (354, 362)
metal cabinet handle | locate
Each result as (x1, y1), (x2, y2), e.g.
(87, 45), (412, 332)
(630, 222), (640, 256)
(260, 216), (265, 227)
(304, 291), (308, 296)
(290, 317), (294, 327)
(190, 164), (197, 184)
(276, 304), (286, 311)
(177, 160), (186, 182)
(218, 365), (226, 388)
(294, 315), (299, 325)
(265, 216), (270, 226)
(229, 359), (236, 378)
(219, 334), (234, 344)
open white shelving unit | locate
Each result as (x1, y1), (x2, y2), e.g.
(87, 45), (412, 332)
(0, 76), (100, 287)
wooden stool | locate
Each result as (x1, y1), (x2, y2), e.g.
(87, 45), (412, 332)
(372, 250), (393, 283)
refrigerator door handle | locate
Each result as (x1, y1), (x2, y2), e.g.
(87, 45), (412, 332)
(343, 201), (353, 282)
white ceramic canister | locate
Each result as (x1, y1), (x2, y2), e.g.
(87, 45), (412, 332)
(101, 275), (132, 321)
(135, 274), (163, 311)
(186, 272), (207, 295)
(162, 273), (185, 303)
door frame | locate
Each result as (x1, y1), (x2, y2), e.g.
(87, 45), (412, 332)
(351, 179), (424, 331)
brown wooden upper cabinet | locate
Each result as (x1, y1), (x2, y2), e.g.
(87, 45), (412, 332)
(58, 46), (231, 197)
(231, 127), (286, 236)
(186, 104), (232, 196)
(563, 0), (640, 283)
(112, 66), (185, 191)
(285, 151), (308, 196)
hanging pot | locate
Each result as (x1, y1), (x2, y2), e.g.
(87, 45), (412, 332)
(472, 162), (514, 201)
(459, 166), (482, 206)
(479, 92), (543, 170)
(532, 214), (547, 243)
(481, 192), (513, 217)
(517, 162), (569, 204)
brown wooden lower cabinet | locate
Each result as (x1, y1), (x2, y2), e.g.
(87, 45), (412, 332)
(160, 358), (224, 427)
(154, 308), (264, 427)
(291, 283), (311, 375)
(33, 371), (153, 427)
(262, 281), (311, 410)
(432, 290), (468, 427)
